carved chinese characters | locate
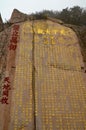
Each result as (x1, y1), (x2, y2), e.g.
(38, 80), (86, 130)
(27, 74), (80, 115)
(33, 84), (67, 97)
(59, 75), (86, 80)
(0, 24), (20, 104)
(0, 77), (11, 104)
(9, 25), (19, 51)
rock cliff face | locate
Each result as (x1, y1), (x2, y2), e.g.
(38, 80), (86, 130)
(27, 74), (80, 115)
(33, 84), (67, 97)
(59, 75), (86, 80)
(65, 24), (86, 69)
(0, 9), (86, 130)
(0, 14), (4, 31)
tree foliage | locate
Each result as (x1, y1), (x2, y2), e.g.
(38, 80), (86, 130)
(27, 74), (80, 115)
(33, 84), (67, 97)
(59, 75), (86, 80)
(31, 6), (86, 26)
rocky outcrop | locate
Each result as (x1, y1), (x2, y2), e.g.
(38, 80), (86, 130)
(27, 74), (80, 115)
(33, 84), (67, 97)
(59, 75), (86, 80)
(9, 9), (29, 23)
(0, 9), (86, 130)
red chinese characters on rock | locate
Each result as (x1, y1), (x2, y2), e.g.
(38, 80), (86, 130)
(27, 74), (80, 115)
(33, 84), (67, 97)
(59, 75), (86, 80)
(0, 77), (11, 104)
(9, 25), (20, 51)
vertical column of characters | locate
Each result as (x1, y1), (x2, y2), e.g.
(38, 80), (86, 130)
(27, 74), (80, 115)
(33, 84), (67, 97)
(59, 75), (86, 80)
(9, 25), (20, 51)
(0, 24), (20, 105)
(9, 22), (34, 130)
(34, 21), (56, 130)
